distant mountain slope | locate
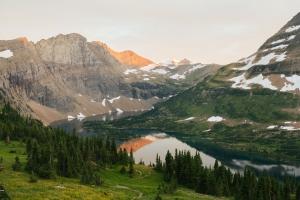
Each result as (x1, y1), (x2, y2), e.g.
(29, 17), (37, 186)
(0, 33), (219, 124)
(225, 12), (300, 92)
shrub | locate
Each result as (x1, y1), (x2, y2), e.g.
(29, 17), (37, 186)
(12, 156), (22, 171)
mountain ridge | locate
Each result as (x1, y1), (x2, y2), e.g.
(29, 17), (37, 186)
(112, 12), (300, 165)
(0, 33), (219, 124)
(94, 40), (154, 68)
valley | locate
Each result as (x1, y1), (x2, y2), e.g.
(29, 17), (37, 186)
(1, 4), (300, 200)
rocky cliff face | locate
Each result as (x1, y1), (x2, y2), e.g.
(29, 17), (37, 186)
(0, 33), (218, 124)
(96, 41), (153, 68)
(228, 12), (300, 92)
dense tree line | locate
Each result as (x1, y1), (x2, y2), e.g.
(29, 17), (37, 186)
(1, 103), (300, 199)
(0, 103), (130, 184)
(156, 150), (300, 200)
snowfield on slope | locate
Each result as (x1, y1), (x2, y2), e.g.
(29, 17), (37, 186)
(230, 73), (300, 92)
(285, 25), (300, 33)
(237, 51), (287, 71)
(207, 116), (224, 122)
(0, 50), (13, 58)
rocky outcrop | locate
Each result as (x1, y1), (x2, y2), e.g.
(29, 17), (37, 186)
(95, 41), (153, 67)
(0, 33), (219, 124)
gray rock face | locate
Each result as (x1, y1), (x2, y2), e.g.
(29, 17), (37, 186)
(0, 33), (219, 124)
(0, 34), (126, 111)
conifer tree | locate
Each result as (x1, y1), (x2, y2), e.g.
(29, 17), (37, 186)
(296, 185), (300, 200)
(128, 149), (134, 176)
(155, 154), (163, 171)
(12, 156), (22, 171)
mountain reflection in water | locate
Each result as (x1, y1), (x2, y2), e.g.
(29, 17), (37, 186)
(120, 133), (216, 167)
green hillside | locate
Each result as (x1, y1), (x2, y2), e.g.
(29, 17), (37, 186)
(112, 75), (300, 164)
(0, 101), (226, 200)
(0, 141), (223, 200)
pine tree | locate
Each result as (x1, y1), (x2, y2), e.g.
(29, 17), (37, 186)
(155, 154), (162, 171)
(296, 185), (300, 200)
(12, 156), (22, 171)
(283, 179), (291, 200)
(120, 166), (126, 174)
(164, 150), (173, 182)
(128, 149), (134, 176)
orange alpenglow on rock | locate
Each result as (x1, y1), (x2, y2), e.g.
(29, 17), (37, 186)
(119, 137), (154, 152)
(95, 41), (153, 68)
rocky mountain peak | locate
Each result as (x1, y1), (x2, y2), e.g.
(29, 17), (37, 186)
(95, 43), (153, 68)
(283, 12), (300, 28)
(228, 12), (300, 93)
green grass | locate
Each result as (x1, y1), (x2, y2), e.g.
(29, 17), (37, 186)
(0, 141), (227, 200)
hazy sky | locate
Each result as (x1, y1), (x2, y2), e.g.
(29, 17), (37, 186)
(1, 0), (300, 64)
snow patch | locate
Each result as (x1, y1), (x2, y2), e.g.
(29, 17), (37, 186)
(108, 96), (121, 103)
(230, 73), (277, 90)
(0, 50), (13, 58)
(280, 126), (300, 131)
(271, 35), (296, 45)
(102, 99), (106, 106)
(151, 68), (168, 75)
(141, 64), (158, 71)
(90, 99), (96, 103)
(264, 44), (288, 52)
(236, 52), (287, 71)
(280, 74), (300, 92)
(116, 108), (124, 114)
(124, 69), (138, 75)
(182, 117), (195, 121)
(77, 113), (86, 120)
(186, 64), (206, 73)
(285, 25), (300, 33)
(143, 78), (150, 81)
(170, 73), (185, 80)
(267, 125), (278, 130)
(67, 115), (75, 121)
(207, 116), (224, 122)
(236, 55), (256, 71)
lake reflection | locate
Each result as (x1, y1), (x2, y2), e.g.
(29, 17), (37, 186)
(232, 159), (300, 177)
(120, 133), (217, 167)
(51, 111), (142, 134)
(51, 115), (300, 178)
(120, 133), (300, 177)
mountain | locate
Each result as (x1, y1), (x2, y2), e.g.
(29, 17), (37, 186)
(0, 33), (219, 124)
(226, 12), (300, 92)
(96, 41), (153, 67)
(114, 12), (300, 164)
(123, 59), (220, 84)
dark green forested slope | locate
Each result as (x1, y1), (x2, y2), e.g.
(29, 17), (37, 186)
(112, 75), (300, 164)
(1, 99), (300, 199)
(0, 102), (226, 200)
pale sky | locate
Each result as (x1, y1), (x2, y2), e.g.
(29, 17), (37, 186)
(1, 0), (300, 64)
